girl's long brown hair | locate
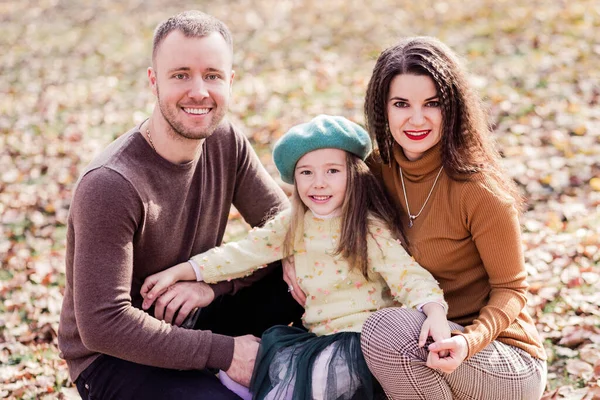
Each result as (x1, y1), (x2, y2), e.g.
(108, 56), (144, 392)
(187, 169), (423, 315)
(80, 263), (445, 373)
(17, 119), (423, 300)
(364, 36), (523, 210)
(283, 153), (406, 279)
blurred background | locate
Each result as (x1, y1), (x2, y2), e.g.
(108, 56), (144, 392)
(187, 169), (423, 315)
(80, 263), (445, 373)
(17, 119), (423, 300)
(1, 0), (599, 398)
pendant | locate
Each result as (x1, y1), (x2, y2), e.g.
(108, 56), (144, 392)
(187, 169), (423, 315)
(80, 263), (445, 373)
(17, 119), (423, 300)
(408, 215), (416, 228)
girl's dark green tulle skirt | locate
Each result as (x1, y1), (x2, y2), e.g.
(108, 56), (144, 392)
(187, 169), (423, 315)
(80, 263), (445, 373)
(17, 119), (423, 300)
(249, 325), (383, 400)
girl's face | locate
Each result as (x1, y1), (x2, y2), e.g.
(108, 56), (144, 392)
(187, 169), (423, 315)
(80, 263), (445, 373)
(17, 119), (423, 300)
(386, 74), (442, 161)
(295, 148), (347, 217)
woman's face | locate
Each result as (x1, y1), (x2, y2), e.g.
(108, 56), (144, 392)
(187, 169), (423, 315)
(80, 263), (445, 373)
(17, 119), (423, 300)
(386, 74), (442, 161)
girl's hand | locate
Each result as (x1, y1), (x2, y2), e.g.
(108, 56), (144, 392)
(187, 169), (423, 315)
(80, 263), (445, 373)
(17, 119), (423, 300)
(427, 335), (468, 374)
(282, 256), (306, 306)
(141, 262), (194, 309)
(419, 303), (451, 357)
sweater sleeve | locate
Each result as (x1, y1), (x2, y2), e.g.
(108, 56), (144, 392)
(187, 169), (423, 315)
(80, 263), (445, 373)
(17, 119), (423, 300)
(192, 209), (292, 283)
(71, 168), (234, 372)
(367, 220), (447, 310)
(231, 124), (289, 228)
(211, 125), (290, 296)
(457, 180), (529, 358)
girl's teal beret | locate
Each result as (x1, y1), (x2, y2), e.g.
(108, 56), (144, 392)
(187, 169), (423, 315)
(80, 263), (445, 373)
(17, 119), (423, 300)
(273, 115), (372, 184)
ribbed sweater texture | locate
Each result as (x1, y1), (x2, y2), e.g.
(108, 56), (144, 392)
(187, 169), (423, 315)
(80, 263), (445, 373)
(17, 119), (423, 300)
(369, 142), (546, 360)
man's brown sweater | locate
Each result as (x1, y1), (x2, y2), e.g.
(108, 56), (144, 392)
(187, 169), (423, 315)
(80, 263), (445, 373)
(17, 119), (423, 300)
(58, 121), (288, 381)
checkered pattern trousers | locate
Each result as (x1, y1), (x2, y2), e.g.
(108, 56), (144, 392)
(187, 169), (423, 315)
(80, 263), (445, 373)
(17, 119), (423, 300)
(361, 308), (547, 400)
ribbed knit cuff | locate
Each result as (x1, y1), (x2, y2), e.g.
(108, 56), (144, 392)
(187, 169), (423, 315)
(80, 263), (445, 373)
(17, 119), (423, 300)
(206, 333), (235, 371)
(451, 331), (473, 359)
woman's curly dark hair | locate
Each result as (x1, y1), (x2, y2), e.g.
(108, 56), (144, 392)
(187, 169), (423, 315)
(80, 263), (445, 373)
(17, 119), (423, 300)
(364, 36), (523, 210)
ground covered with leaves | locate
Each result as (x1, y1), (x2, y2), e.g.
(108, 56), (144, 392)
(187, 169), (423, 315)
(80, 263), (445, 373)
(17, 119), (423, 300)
(1, 0), (599, 399)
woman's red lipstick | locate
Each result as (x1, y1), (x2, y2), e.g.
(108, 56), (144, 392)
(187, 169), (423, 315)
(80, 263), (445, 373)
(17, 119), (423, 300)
(404, 130), (431, 141)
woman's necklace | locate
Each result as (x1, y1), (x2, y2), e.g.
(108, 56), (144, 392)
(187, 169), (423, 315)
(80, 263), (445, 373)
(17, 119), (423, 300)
(399, 165), (444, 228)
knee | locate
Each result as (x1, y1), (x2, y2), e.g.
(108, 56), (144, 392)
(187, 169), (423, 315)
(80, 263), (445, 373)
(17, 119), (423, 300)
(361, 308), (425, 360)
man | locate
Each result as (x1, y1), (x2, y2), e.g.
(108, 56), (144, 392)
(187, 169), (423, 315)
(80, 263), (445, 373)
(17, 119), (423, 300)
(58, 10), (302, 399)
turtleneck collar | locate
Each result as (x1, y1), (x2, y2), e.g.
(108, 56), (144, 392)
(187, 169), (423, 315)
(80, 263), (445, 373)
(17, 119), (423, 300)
(392, 141), (443, 182)
(310, 209), (342, 220)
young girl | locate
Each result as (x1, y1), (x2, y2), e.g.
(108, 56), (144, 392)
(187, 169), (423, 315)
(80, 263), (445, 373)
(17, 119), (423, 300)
(141, 115), (449, 400)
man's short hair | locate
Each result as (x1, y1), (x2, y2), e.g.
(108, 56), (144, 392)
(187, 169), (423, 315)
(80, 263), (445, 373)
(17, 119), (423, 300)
(152, 10), (233, 62)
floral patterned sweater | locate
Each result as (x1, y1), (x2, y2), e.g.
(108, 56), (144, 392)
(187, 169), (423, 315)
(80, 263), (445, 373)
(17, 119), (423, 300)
(193, 209), (446, 336)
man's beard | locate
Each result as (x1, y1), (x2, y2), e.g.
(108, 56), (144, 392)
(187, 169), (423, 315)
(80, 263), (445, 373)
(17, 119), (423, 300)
(156, 88), (227, 140)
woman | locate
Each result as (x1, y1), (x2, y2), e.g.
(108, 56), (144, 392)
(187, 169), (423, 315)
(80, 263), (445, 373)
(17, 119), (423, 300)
(284, 37), (547, 399)
(360, 36), (547, 399)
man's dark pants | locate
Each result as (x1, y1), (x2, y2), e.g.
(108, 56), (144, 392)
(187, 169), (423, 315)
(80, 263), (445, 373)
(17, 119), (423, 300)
(75, 267), (304, 399)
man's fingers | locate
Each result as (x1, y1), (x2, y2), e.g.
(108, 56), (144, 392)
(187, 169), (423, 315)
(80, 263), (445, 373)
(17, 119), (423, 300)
(227, 335), (260, 387)
(163, 295), (185, 324)
(154, 289), (176, 321)
(152, 281), (216, 324)
(239, 334), (261, 343)
(174, 303), (195, 326)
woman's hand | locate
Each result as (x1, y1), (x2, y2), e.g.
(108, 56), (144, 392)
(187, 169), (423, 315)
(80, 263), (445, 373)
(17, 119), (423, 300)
(426, 335), (469, 374)
(282, 256), (306, 306)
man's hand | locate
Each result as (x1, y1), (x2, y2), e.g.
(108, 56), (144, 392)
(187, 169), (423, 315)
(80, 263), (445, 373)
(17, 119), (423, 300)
(149, 281), (215, 326)
(282, 256), (306, 306)
(427, 335), (469, 374)
(225, 335), (261, 387)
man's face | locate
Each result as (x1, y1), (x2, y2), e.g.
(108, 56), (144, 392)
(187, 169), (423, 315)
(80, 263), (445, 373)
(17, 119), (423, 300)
(148, 31), (234, 140)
